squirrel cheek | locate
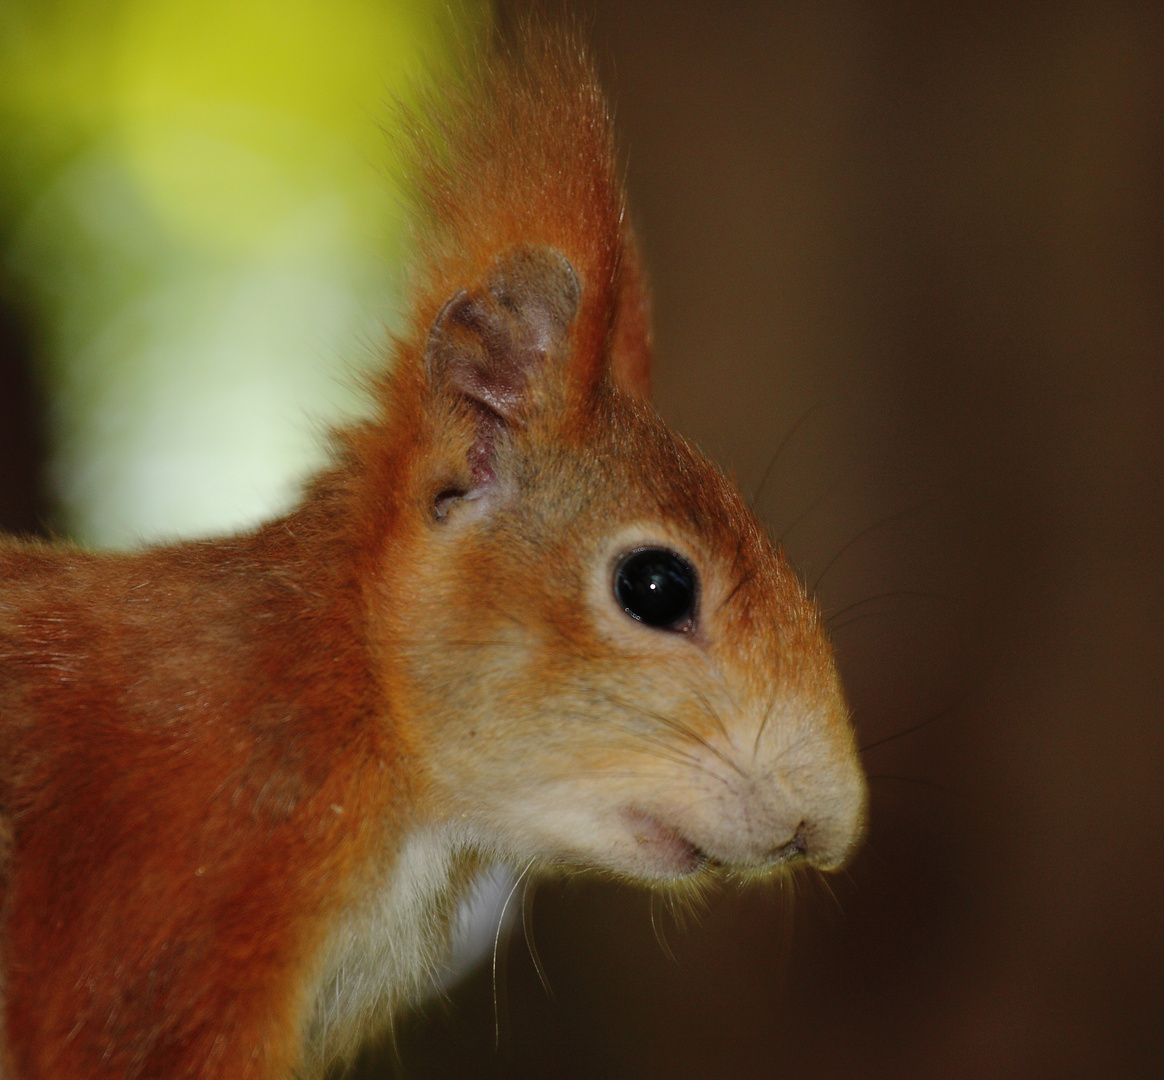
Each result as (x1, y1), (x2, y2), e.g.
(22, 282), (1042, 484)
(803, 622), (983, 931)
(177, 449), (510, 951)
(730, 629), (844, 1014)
(466, 674), (865, 883)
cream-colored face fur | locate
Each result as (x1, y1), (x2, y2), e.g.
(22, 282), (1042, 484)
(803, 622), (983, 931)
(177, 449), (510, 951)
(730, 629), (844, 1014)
(387, 242), (865, 889)
(400, 454), (866, 887)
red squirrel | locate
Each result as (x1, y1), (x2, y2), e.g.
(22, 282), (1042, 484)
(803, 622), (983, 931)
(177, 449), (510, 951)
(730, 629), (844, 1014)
(0, 25), (867, 1079)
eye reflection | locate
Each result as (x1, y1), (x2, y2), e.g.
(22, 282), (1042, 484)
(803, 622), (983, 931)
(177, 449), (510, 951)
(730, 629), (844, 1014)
(614, 548), (697, 631)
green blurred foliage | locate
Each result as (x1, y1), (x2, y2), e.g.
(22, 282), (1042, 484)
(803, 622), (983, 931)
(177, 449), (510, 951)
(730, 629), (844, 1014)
(0, 0), (483, 546)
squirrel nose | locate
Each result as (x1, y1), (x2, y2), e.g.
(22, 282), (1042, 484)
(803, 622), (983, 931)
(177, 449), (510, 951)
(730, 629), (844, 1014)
(709, 770), (864, 871)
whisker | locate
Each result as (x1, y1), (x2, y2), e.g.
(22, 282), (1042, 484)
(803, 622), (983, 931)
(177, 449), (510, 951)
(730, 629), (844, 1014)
(479, 598), (532, 634)
(619, 736), (710, 776)
(756, 725), (814, 779)
(592, 689), (746, 781)
(750, 400), (823, 511)
(493, 858), (535, 1050)
(829, 608), (918, 635)
(811, 503), (928, 593)
(824, 590), (940, 627)
(625, 700), (739, 773)
(814, 868), (843, 915)
(859, 696), (965, 754)
(584, 713), (715, 774)
(588, 690), (707, 749)
(716, 568), (755, 616)
(751, 686), (781, 761)
(682, 681), (733, 744)
(520, 879), (552, 1000)
(649, 893), (677, 963)
(776, 478), (842, 547)
(833, 605), (931, 633)
(659, 876), (712, 932)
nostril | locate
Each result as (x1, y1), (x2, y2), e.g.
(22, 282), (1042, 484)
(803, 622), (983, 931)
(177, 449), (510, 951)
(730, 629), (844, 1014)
(769, 823), (808, 864)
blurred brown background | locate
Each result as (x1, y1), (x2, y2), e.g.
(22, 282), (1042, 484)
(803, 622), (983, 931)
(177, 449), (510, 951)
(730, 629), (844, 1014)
(2, 1), (1161, 1077)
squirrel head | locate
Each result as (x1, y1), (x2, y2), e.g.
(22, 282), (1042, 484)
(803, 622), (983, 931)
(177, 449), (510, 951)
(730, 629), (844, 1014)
(344, 36), (865, 885)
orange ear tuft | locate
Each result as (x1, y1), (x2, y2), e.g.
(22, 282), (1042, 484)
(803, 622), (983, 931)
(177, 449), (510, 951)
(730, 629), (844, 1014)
(609, 230), (654, 398)
(396, 27), (634, 404)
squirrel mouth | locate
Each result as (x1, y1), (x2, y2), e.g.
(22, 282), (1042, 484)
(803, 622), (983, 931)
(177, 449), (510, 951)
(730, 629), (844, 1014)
(621, 809), (708, 876)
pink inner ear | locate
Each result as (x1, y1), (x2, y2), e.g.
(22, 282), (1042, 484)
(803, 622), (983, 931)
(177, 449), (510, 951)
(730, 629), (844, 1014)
(428, 290), (531, 423)
(423, 246), (581, 512)
(465, 401), (503, 487)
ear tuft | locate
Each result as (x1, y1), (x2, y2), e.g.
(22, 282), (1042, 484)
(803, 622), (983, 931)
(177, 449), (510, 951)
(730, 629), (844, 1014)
(608, 232), (654, 398)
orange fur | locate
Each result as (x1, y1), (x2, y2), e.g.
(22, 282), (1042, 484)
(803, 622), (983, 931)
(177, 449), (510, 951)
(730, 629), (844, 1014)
(0, 26), (865, 1078)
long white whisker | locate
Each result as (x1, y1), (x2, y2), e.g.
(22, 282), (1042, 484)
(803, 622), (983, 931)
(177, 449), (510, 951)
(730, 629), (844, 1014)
(521, 879), (553, 999)
(493, 858), (535, 1049)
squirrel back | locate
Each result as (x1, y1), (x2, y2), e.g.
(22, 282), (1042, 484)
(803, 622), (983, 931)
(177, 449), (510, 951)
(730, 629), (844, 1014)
(0, 25), (866, 1079)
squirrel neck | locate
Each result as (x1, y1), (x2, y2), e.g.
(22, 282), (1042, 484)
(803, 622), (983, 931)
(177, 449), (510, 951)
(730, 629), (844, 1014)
(300, 822), (483, 1072)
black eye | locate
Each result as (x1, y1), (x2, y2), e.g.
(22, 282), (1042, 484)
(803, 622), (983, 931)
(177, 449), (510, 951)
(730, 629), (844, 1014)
(614, 548), (697, 631)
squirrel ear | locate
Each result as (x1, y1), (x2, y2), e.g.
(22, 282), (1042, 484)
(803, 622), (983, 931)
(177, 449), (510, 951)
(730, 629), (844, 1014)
(425, 246), (580, 502)
(426, 246), (580, 420)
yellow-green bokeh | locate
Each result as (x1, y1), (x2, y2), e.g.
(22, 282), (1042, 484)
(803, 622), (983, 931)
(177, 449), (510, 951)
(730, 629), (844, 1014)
(0, 0), (483, 546)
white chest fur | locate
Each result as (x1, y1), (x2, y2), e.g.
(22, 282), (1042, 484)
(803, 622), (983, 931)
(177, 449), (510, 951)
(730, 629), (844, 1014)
(302, 825), (472, 1072)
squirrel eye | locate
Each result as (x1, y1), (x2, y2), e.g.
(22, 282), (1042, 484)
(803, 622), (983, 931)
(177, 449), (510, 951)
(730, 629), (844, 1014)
(614, 548), (697, 631)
